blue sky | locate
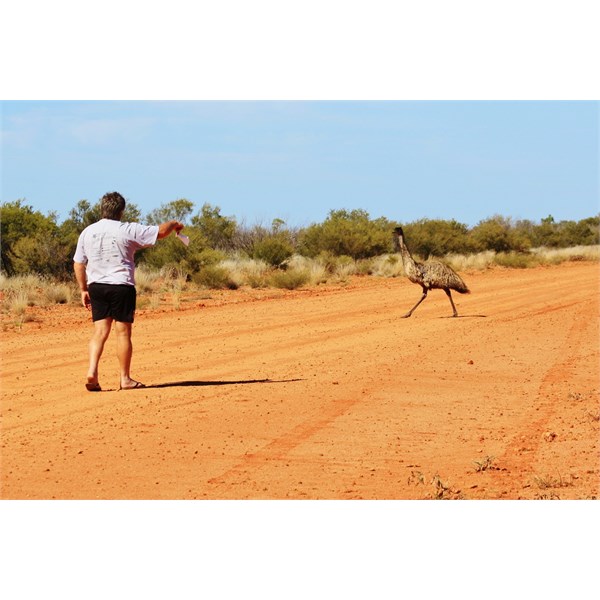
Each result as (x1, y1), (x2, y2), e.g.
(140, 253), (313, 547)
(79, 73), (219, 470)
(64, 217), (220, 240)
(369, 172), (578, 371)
(2, 100), (598, 228)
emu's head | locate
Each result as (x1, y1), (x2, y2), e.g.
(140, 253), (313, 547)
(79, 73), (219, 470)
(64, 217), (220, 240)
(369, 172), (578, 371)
(392, 226), (404, 252)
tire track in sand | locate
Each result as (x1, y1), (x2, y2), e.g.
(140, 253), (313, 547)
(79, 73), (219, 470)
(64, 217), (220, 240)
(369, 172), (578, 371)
(490, 298), (596, 493)
(205, 393), (363, 488)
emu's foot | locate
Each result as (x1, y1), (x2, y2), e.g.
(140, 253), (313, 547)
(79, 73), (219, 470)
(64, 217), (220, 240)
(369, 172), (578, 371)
(401, 313), (412, 319)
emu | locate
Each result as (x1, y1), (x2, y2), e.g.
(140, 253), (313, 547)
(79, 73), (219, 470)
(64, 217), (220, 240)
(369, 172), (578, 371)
(392, 226), (470, 318)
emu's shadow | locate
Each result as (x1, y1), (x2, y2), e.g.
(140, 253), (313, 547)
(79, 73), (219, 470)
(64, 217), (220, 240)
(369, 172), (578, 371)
(146, 378), (303, 389)
(440, 314), (488, 319)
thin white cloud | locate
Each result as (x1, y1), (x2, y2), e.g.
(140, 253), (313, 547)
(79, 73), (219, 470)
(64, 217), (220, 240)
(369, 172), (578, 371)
(65, 116), (156, 146)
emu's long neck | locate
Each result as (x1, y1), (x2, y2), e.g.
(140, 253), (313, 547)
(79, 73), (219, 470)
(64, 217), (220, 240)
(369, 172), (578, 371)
(393, 232), (419, 277)
(394, 232), (415, 264)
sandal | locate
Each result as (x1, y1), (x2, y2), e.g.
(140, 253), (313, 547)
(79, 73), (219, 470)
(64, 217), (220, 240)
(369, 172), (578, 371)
(119, 381), (146, 391)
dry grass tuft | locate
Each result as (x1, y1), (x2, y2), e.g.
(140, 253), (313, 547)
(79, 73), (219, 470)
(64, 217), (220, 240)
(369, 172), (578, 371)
(1, 274), (78, 309)
(530, 245), (600, 264)
(136, 266), (162, 294)
(368, 254), (405, 277)
(473, 456), (497, 472)
(533, 472), (575, 490)
(444, 245), (599, 272)
(286, 255), (328, 285)
(445, 251), (496, 272)
(8, 291), (29, 316)
(219, 257), (271, 288)
(43, 284), (73, 305)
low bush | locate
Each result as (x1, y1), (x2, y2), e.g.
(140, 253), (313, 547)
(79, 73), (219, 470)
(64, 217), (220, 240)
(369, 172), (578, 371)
(530, 245), (600, 264)
(251, 236), (294, 267)
(218, 257), (271, 288)
(192, 265), (239, 290)
(43, 284), (72, 305)
(444, 251), (496, 272)
(0, 273), (78, 309)
(285, 255), (328, 285)
(494, 252), (538, 269)
(8, 291), (29, 316)
(270, 269), (310, 290)
(403, 218), (473, 257)
(299, 209), (395, 259)
(3, 195), (599, 281)
(367, 254), (405, 277)
(135, 266), (162, 294)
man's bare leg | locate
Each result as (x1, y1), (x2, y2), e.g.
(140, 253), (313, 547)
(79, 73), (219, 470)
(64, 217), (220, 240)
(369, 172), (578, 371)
(115, 321), (143, 389)
(87, 318), (112, 389)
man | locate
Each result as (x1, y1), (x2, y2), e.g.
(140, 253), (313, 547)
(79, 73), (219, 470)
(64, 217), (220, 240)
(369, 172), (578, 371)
(74, 191), (184, 391)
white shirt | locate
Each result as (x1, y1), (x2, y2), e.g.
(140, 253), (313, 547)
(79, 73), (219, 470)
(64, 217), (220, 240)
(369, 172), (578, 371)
(74, 219), (159, 286)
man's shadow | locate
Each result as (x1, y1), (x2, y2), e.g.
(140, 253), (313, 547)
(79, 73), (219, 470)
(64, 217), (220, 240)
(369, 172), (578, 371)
(145, 378), (303, 389)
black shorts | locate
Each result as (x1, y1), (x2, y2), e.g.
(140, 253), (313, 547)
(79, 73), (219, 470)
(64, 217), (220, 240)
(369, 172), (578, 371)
(89, 283), (137, 323)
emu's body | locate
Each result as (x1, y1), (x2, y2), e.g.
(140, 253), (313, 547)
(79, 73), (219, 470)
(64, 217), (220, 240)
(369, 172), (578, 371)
(393, 226), (470, 318)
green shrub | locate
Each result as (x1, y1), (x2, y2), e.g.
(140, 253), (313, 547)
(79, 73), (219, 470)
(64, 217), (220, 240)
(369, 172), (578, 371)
(252, 236), (294, 267)
(403, 218), (472, 257)
(270, 269), (310, 290)
(10, 234), (73, 279)
(470, 216), (531, 253)
(192, 265), (238, 289)
(191, 203), (238, 250)
(314, 251), (339, 273)
(530, 215), (600, 248)
(494, 252), (537, 269)
(190, 248), (227, 269)
(3, 194), (599, 281)
(1, 200), (68, 277)
(299, 209), (394, 259)
(246, 273), (269, 288)
(139, 235), (190, 271)
(145, 199), (194, 226)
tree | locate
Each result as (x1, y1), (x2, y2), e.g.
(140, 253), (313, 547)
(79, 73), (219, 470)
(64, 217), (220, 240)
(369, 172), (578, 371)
(145, 199), (194, 225)
(250, 219), (295, 267)
(532, 216), (600, 248)
(1, 200), (59, 275)
(62, 199), (142, 235)
(66, 200), (100, 232)
(402, 218), (472, 258)
(191, 203), (237, 250)
(299, 209), (394, 259)
(470, 215), (530, 253)
(531, 214), (561, 247)
(11, 234), (73, 279)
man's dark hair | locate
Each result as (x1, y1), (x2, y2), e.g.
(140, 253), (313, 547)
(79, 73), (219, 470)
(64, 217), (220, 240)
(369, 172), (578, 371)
(100, 192), (126, 220)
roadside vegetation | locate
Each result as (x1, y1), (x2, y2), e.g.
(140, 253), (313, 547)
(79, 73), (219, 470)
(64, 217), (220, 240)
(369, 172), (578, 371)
(2, 198), (599, 316)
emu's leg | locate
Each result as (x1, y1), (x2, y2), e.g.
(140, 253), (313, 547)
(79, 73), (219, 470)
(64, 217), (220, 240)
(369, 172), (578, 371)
(444, 288), (459, 317)
(403, 288), (428, 318)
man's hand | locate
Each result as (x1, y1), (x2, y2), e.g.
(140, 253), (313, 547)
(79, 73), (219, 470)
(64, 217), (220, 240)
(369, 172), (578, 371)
(74, 262), (90, 309)
(157, 220), (185, 239)
(81, 290), (91, 310)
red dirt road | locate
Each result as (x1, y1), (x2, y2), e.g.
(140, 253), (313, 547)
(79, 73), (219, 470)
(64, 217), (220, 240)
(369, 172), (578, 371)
(1, 262), (598, 499)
